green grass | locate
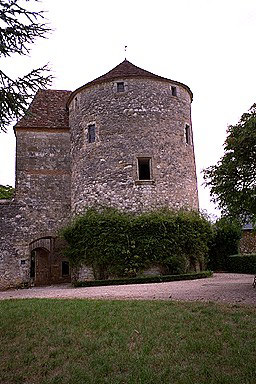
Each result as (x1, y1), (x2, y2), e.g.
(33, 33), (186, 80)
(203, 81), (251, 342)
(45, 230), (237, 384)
(0, 299), (255, 384)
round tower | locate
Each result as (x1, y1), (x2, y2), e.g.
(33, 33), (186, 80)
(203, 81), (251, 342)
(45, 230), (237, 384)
(68, 60), (198, 213)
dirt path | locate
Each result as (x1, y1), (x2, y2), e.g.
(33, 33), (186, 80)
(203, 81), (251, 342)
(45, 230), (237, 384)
(0, 273), (255, 305)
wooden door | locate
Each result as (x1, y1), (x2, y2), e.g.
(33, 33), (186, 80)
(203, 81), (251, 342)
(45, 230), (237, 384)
(35, 248), (50, 286)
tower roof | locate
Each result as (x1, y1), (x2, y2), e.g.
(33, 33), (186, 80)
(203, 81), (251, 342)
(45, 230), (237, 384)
(67, 59), (193, 105)
(14, 90), (71, 130)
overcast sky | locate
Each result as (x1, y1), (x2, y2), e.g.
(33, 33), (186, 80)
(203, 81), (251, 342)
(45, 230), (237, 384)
(0, 0), (256, 217)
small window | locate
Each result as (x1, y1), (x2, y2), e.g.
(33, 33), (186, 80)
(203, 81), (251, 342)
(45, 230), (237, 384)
(185, 124), (191, 145)
(88, 124), (96, 143)
(117, 82), (125, 93)
(138, 158), (151, 180)
(30, 251), (35, 278)
(62, 261), (70, 277)
(171, 86), (177, 96)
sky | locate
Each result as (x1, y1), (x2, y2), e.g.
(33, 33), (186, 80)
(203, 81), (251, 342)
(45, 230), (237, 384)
(0, 0), (256, 218)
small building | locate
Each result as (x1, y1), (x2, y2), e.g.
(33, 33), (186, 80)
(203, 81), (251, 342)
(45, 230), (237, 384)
(240, 223), (256, 254)
(0, 60), (198, 289)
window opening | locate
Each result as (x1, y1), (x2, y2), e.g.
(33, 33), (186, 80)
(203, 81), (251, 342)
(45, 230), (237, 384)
(30, 251), (35, 278)
(185, 125), (191, 144)
(138, 158), (151, 180)
(88, 124), (96, 143)
(171, 86), (177, 96)
(117, 82), (125, 92)
(62, 261), (70, 277)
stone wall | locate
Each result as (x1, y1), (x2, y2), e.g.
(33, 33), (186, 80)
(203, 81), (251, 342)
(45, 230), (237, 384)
(0, 129), (72, 289)
(240, 231), (256, 254)
(69, 77), (198, 214)
(0, 200), (28, 289)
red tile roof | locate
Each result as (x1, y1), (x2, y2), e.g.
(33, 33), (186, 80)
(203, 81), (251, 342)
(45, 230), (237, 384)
(15, 89), (71, 129)
(68, 59), (193, 105)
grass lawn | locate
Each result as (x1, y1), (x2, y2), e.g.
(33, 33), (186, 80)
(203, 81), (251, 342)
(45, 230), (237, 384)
(0, 299), (255, 384)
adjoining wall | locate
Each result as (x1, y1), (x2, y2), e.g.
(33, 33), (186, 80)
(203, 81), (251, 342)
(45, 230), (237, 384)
(0, 129), (72, 289)
(0, 200), (28, 289)
(70, 77), (198, 214)
(240, 231), (256, 254)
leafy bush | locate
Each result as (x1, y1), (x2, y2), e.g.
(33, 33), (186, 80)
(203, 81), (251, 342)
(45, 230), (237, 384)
(61, 208), (213, 280)
(74, 271), (213, 287)
(0, 185), (14, 199)
(227, 254), (256, 274)
(208, 217), (242, 271)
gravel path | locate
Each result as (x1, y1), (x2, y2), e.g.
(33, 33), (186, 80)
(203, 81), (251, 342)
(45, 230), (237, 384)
(0, 273), (255, 305)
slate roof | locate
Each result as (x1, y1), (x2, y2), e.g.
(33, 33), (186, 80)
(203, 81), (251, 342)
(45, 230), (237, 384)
(243, 222), (253, 230)
(68, 59), (193, 105)
(15, 89), (71, 129)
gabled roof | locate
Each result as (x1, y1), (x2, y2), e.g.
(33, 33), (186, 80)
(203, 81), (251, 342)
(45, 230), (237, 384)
(67, 59), (193, 105)
(15, 89), (72, 130)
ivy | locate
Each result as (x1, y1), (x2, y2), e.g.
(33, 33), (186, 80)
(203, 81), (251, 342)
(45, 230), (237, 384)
(61, 208), (213, 280)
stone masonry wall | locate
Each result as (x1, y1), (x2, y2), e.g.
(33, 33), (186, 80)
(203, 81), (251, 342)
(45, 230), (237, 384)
(69, 77), (198, 214)
(240, 231), (256, 254)
(0, 129), (71, 289)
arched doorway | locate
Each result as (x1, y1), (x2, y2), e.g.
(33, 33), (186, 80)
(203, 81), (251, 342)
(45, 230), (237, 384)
(29, 237), (71, 286)
(30, 248), (50, 286)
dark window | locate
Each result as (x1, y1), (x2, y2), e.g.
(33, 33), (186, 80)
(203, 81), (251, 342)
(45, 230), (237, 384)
(117, 82), (125, 92)
(62, 261), (70, 277)
(30, 251), (35, 278)
(138, 158), (151, 180)
(88, 124), (96, 143)
(185, 124), (191, 144)
(171, 86), (177, 96)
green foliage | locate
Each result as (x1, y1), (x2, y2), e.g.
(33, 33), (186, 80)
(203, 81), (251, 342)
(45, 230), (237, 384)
(208, 216), (242, 270)
(0, 184), (15, 199)
(0, 0), (52, 131)
(227, 254), (256, 274)
(61, 208), (213, 280)
(74, 271), (213, 287)
(204, 104), (256, 224)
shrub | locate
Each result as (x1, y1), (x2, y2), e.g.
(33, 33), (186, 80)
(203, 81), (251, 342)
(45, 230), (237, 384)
(208, 216), (242, 271)
(227, 254), (256, 274)
(61, 207), (212, 280)
(0, 185), (14, 199)
(74, 271), (213, 287)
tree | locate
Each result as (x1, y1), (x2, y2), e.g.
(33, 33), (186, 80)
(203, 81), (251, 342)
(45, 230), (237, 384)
(208, 216), (242, 271)
(0, 0), (53, 132)
(204, 104), (256, 223)
(0, 184), (15, 199)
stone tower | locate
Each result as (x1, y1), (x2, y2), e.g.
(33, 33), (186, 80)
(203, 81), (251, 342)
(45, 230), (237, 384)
(68, 59), (198, 213)
(0, 59), (199, 289)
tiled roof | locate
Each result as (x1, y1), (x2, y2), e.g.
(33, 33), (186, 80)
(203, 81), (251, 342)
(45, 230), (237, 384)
(15, 89), (72, 129)
(68, 60), (193, 105)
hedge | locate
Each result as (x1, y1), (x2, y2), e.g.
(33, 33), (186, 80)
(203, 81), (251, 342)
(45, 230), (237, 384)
(61, 207), (213, 280)
(227, 254), (256, 274)
(208, 217), (242, 271)
(73, 271), (213, 287)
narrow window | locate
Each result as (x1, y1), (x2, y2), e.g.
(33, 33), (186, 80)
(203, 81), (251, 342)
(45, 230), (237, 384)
(88, 124), (96, 143)
(171, 86), (177, 96)
(62, 261), (70, 276)
(185, 124), (191, 144)
(30, 251), (35, 278)
(117, 82), (125, 92)
(138, 158), (151, 180)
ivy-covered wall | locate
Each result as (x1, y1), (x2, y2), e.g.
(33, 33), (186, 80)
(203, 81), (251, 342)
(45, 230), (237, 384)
(61, 208), (212, 281)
